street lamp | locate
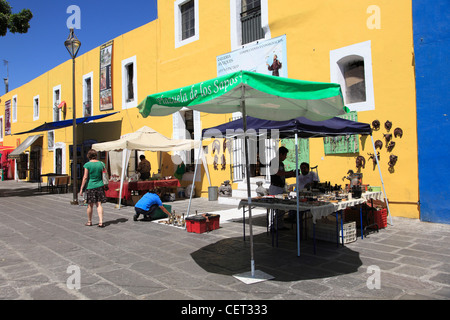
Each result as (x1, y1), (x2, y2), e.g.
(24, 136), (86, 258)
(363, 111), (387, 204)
(65, 28), (81, 205)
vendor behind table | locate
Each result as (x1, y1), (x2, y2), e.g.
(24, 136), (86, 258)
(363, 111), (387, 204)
(269, 146), (296, 230)
(136, 154), (151, 180)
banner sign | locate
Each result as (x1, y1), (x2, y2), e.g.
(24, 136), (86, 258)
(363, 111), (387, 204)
(216, 35), (287, 78)
(100, 40), (113, 111)
(4, 99), (11, 136)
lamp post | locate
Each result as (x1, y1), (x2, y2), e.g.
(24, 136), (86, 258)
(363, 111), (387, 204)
(65, 28), (81, 205)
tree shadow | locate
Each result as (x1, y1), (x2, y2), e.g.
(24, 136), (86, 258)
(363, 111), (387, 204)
(191, 216), (362, 282)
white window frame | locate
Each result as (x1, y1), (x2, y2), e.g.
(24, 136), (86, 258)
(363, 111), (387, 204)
(54, 142), (67, 174)
(230, 0), (270, 51)
(174, 0), (200, 48)
(83, 72), (94, 117)
(172, 109), (201, 181)
(53, 85), (62, 122)
(0, 116), (3, 142)
(121, 56), (138, 109)
(33, 95), (40, 121)
(48, 130), (55, 151)
(12, 95), (17, 123)
(330, 40), (375, 112)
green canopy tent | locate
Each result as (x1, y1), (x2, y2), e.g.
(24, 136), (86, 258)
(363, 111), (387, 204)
(137, 70), (347, 281)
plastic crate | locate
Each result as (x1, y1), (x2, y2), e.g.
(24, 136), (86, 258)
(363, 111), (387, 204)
(153, 204), (171, 220)
(344, 206), (387, 229)
(369, 208), (387, 228)
(308, 219), (356, 244)
(185, 214), (220, 233)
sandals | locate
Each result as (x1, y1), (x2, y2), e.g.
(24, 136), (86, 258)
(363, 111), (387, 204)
(85, 221), (105, 228)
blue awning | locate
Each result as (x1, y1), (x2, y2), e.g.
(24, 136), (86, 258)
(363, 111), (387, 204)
(202, 116), (372, 139)
(14, 112), (119, 135)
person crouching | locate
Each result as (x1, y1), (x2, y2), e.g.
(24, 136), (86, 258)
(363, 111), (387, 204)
(134, 189), (171, 221)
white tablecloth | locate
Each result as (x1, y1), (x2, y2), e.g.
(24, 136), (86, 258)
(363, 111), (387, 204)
(331, 191), (384, 212)
(238, 191), (384, 223)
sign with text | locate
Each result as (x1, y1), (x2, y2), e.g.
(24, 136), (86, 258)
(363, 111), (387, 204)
(216, 35), (287, 78)
(100, 40), (113, 111)
(4, 100), (11, 136)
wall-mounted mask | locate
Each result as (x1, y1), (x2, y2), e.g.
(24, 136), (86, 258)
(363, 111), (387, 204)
(384, 120), (392, 131)
(375, 140), (383, 150)
(394, 127), (403, 138)
(372, 120), (380, 130)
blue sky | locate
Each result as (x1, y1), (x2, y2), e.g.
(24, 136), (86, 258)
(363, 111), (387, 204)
(0, 0), (158, 92)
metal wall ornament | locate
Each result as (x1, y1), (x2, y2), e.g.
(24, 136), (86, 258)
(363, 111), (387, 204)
(394, 127), (403, 138)
(387, 141), (396, 152)
(383, 133), (392, 143)
(221, 154), (226, 170)
(368, 152), (380, 167)
(388, 154), (398, 167)
(372, 120), (381, 130)
(384, 120), (393, 131)
(375, 139), (383, 150)
(356, 155), (366, 169)
(211, 139), (220, 155)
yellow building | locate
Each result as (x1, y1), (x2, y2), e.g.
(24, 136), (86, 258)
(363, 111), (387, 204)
(0, 0), (418, 218)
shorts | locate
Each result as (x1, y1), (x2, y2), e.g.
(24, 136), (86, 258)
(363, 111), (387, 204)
(86, 186), (107, 204)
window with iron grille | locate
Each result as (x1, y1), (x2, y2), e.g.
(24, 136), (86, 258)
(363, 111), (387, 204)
(125, 63), (134, 102)
(241, 0), (264, 44)
(84, 77), (92, 117)
(181, 0), (195, 40)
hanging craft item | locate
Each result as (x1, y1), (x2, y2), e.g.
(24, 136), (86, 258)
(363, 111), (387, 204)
(388, 154), (398, 168)
(368, 152), (380, 166)
(394, 127), (403, 138)
(356, 155), (366, 169)
(374, 140), (383, 150)
(384, 120), (393, 131)
(383, 133), (392, 143)
(372, 120), (380, 130)
(221, 154), (226, 170)
(387, 141), (396, 152)
(223, 138), (231, 153)
(211, 139), (220, 155)
(213, 154), (218, 170)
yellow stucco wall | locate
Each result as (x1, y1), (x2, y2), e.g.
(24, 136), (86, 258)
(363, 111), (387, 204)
(0, 0), (418, 218)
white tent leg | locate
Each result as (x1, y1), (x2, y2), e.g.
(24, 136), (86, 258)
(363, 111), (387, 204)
(241, 101), (255, 277)
(201, 147), (211, 186)
(186, 141), (203, 217)
(118, 148), (131, 210)
(295, 132), (300, 257)
(232, 92), (273, 284)
(370, 134), (393, 225)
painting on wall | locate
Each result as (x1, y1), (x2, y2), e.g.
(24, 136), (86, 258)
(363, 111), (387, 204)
(100, 40), (113, 111)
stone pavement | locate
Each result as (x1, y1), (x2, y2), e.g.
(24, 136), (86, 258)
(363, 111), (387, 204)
(0, 180), (449, 302)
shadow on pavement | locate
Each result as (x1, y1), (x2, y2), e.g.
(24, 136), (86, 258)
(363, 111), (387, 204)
(0, 187), (51, 197)
(191, 216), (362, 282)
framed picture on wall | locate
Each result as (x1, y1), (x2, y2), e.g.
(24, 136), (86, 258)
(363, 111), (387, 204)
(100, 40), (113, 111)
